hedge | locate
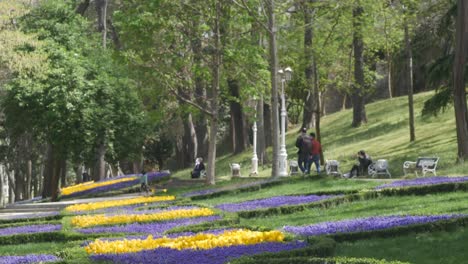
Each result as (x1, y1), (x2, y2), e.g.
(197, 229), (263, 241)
(313, 216), (468, 243)
(0, 232), (103, 245)
(0, 220), (62, 229)
(229, 237), (336, 263)
(164, 216), (241, 234)
(230, 256), (410, 264)
(0, 214), (63, 225)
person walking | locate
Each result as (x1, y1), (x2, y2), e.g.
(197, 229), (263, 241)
(295, 128), (312, 174)
(308, 132), (322, 174)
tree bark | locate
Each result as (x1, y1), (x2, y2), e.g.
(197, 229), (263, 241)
(313, 62), (325, 165)
(404, 21), (416, 142)
(263, 103), (272, 148)
(59, 159), (67, 188)
(228, 79), (247, 154)
(42, 144), (52, 198)
(206, 0), (222, 185)
(75, 0), (90, 16)
(95, 0), (108, 48)
(453, 0), (468, 161)
(351, 2), (367, 127)
(256, 97), (266, 165)
(266, 0), (280, 177)
(93, 140), (106, 181)
(301, 0), (315, 130)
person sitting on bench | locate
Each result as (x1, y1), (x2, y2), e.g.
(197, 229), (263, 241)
(345, 150), (372, 178)
(191, 157), (205, 179)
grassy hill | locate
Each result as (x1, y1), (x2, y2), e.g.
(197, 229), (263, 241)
(173, 91), (467, 180)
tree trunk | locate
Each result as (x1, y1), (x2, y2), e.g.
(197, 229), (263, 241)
(228, 79), (247, 154)
(404, 21), (416, 142)
(75, 0), (90, 15)
(42, 144), (52, 198)
(256, 97), (266, 165)
(182, 114), (196, 166)
(93, 140), (106, 181)
(59, 159), (67, 188)
(263, 103), (272, 148)
(266, 0), (280, 177)
(313, 62), (325, 165)
(453, 0), (468, 161)
(351, 2), (367, 127)
(301, 0), (315, 130)
(25, 160), (32, 200)
(95, 0), (108, 48)
(206, 0), (222, 185)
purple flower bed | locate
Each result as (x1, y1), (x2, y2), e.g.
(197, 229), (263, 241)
(375, 176), (468, 190)
(103, 206), (198, 216)
(182, 179), (279, 198)
(0, 224), (62, 236)
(0, 254), (60, 264)
(284, 214), (467, 237)
(90, 241), (307, 264)
(76, 215), (221, 235)
(61, 171), (170, 199)
(215, 194), (339, 212)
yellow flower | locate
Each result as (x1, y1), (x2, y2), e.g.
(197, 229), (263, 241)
(71, 208), (214, 227)
(85, 229), (285, 255)
(65, 196), (175, 212)
(61, 177), (137, 196)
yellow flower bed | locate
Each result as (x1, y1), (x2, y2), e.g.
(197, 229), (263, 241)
(65, 196), (176, 212)
(72, 208), (214, 228)
(61, 177), (137, 196)
(85, 229), (284, 254)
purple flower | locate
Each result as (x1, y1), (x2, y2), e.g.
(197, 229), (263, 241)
(61, 172), (170, 199)
(0, 254), (60, 263)
(215, 195), (339, 212)
(73, 205), (196, 216)
(375, 176), (468, 190)
(90, 241), (307, 264)
(76, 216), (221, 235)
(284, 214), (466, 237)
(0, 224), (61, 236)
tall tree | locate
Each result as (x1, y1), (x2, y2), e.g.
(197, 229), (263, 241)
(452, 0), (468, 161)
(351, 0), (367, 127)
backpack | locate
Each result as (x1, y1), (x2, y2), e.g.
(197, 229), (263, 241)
(300, 135), (313, 155)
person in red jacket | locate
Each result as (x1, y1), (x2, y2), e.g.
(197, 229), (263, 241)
(308, 132), (322, 174)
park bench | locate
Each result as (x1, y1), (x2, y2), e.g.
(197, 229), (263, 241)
(325, 160), (342, 177)
(289, 160), (300, 176)
(403, 157), (439, 177)
(368, 159), (391, 178)
(230, 163), (242, 178)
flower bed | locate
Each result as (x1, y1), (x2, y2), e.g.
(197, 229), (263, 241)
(375, 176), (468, 190)
(283, 214), (466, 237)
(85, 229), (285, 254)
(215, 194), (339, 212)
(61, 171), (170, 199)
(0, 254), (60, 264)
(0, 224), (61, 236)
(72, 208), (215, 228)
(183, 179), (283, 199)
(65, 196), (175, 212)
(90, 241), (307, 264)
(77, 215), (222, 235)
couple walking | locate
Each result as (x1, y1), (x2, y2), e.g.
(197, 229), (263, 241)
(295, 127), (322, 175)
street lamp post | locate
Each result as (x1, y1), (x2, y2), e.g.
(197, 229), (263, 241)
(278, 67), (292, 177)
(250, 100), (259, 176)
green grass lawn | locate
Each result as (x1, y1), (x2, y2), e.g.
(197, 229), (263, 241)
(336, 226), (468, 264)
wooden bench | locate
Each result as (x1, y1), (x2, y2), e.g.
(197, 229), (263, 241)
(368, 159), (391, 178)
(403, 157), (439, 177)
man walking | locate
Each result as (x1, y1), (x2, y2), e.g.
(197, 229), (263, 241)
(309, 132), (322, 174)
(295, 128), (312, 174)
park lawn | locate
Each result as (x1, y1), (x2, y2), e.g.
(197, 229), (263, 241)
(335, 226), (468, 264)
(195, 177), (383, 206)
(240, 191), (468, 229)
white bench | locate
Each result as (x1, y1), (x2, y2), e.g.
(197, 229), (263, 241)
(368, 159), (391, 178)
(325, 160), (342, 177)
(403, 157), (439, 177)
(230, 163), (242, 178)
(289, 160), (300, 176)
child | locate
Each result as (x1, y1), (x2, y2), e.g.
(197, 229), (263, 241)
(140, 170), (150, 194)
